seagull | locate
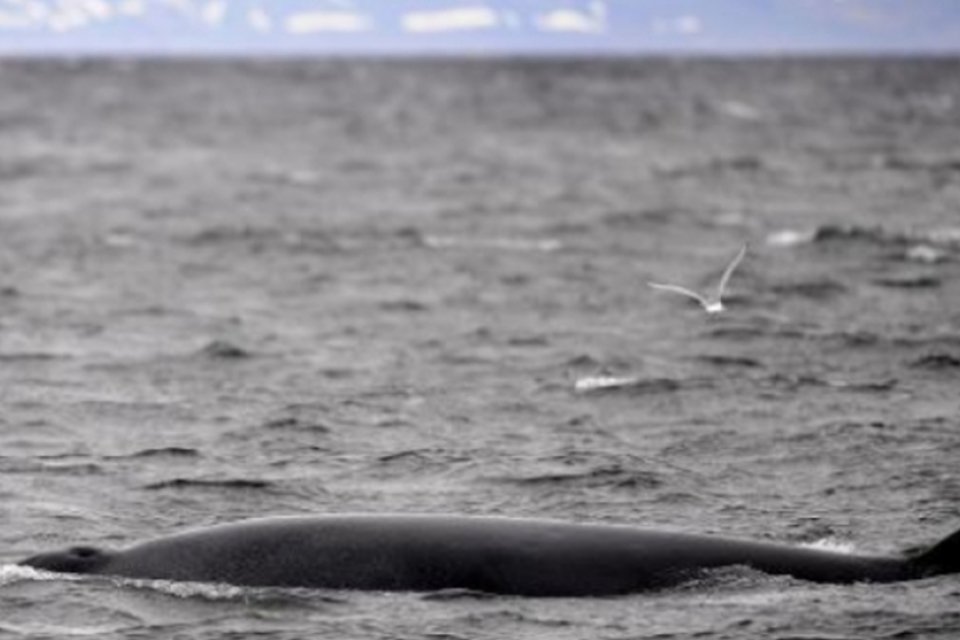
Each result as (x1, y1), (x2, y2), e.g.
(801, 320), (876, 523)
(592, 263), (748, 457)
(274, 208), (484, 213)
(648, 243), (748, 314)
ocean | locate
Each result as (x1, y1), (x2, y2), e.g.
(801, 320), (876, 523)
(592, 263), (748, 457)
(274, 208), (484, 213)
(1, 57), (958, 638)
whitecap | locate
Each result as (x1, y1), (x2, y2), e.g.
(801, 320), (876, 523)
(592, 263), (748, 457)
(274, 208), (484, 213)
(110, 576), (346, 605)
(766, 229), (816, 247)
(717, 100), (764, 121)
(573, 375), (640, 392)
(111, 576), (247, 600)
(423, 235), (562, 252)
(905, 244), (947, 263)
(0, 621), (129, 637)
(0, 563), (82, 586)
(799, 538), (858, 555)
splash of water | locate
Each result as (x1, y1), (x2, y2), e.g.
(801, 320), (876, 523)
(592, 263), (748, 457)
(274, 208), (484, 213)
(799, 538), (858, 555)
(0, 563), (81, 587)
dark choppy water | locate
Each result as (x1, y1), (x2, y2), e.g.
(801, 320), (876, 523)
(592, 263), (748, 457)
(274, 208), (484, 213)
(1, 57), (959, 638)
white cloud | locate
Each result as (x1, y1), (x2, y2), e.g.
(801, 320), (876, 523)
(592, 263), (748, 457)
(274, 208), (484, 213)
(247, 7), (271, 32)
(25, 1), (50, 21)
(676, 15), (702, 35)
(0, 11), (33, 28)
(117, 0), (145, 17)
(285, 10), (371, 34)
(402, 7), (499, 33)
(199, 0), (225, 26)
(48, 9), (88, 31)
(653, 14), (703, 36)
(75, 0), (112, 21)
(536, 8), (605, 34)
(162, 0), (196, 15)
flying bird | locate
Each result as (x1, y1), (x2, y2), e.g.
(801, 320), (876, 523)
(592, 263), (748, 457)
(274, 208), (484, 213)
(648, 243), (748, 314)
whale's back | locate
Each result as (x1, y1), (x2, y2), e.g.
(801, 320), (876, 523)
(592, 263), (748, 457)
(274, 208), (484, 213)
(96, 515), (918, 595)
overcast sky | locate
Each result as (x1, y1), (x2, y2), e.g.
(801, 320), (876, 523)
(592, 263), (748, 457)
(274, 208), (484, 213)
(1, 0), (959, 55)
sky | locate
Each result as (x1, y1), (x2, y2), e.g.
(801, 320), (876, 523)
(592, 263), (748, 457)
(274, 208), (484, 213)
(0, 0), (959, 55)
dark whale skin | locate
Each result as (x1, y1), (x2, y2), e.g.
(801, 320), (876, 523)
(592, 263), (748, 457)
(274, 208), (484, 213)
(20, 514), (957, 596)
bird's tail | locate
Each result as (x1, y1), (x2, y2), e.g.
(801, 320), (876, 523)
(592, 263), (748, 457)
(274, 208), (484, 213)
(910, 525), (960, 577)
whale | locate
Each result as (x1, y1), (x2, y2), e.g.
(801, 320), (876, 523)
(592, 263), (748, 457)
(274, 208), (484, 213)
(19, 514), (960, 596)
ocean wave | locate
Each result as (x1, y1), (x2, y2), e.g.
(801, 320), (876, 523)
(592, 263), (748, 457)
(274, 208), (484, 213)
(142, 478), (274, 491)
(767, 224), (960, 250)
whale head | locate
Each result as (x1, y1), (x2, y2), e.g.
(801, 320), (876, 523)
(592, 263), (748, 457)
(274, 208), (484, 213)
(20, 545), (113, 575)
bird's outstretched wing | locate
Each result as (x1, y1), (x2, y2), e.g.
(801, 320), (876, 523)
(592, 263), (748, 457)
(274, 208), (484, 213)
(716, 243), (748, 299)
(647, 282), (710, 308)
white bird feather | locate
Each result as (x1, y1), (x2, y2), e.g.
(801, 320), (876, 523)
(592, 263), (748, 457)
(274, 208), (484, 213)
(648, 243), (748, 314)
